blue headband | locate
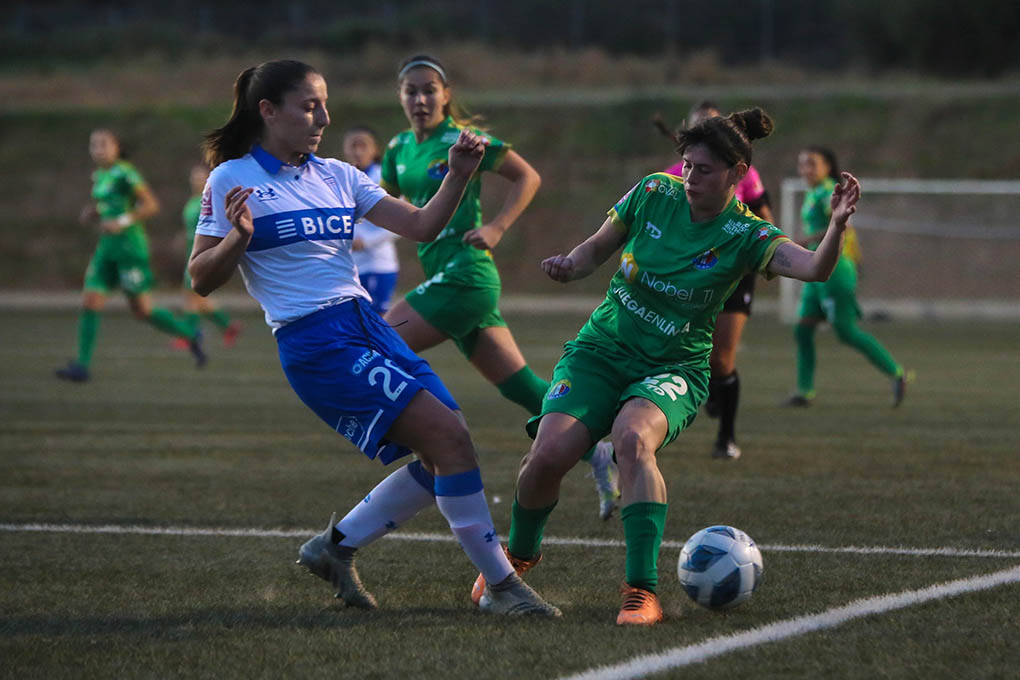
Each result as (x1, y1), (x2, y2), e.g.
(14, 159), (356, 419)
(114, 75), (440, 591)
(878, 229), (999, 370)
(398, 59), (448, 83)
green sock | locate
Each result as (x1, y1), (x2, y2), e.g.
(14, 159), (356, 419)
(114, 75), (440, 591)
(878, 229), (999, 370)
(794, 323), (816, 397)
(507, 497), (557, 560)
(832, 319), (902, 377)
(76, 308), (100, 368)
(621, 502), (668, 593)
(183, 312), (201, 335)
(497, 366), (549, 416)
(203, 308), (232, 330)
(148, 307), (195, 339)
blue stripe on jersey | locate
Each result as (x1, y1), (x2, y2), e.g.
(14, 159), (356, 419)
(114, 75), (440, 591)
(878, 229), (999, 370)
(248, 207), (356, 252)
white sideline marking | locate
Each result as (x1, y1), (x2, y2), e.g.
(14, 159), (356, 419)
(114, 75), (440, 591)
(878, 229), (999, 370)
(1, 523), (1019, 560)
(557, 564), (1020, 680)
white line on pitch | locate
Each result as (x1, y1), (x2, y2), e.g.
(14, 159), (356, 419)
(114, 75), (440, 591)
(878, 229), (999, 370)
(557, 564), (1020, 680)
(1, 522), (1019, 560)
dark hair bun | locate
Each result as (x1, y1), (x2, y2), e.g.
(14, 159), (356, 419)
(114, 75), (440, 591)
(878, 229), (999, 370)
(729, 108), (774, 141)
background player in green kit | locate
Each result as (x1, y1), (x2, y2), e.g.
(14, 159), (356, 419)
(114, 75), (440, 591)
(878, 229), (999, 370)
(175, 163), (242, 349)
(381, 54), (618, 514)
(784, 146), (908, 407)
(56, 129), (205, 382)
(470, 109), (862, 626)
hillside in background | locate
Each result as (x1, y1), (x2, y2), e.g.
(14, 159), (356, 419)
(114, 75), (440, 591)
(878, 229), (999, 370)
(3, 49), (1018, 297)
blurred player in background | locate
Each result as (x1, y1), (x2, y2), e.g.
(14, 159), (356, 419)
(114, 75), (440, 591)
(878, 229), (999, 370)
(56, 129), (206, 382)
(656, 100), (776, 460)
(785, 146), (908, 407)
(381, 54), (618, 517)
(174, 163), (242, 349)
(342, 126), (400, 314)
(191, 59), (559, 616)
(472, 109), (861, 625)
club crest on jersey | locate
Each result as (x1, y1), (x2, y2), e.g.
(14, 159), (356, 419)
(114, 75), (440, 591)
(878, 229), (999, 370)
(619, 252), (639, 282)
(427, 158), (450, 180)
(254, 187), (279, 201)
(548, 379), (572, 400)
(692, 249), (719, 270)
(757, 226), (772, 240)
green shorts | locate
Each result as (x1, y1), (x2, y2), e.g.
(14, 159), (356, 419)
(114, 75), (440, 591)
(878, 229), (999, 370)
(404, 257), (506, 358)
(526, 338), (710, 450)
(798, 256), (860, 324)
(83, 230), (155, 296)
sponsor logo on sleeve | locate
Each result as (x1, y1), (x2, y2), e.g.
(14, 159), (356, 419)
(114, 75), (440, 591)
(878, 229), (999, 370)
(644, 178), (661, 193)
(723, 219), (750, 235)
(199, 186), (213, 217)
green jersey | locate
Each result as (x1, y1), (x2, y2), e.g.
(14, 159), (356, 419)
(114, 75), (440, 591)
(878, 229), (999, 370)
(801, 177), (860, 262)
(380, 116), (509, 279)
(91, 160), (148, 249)
(582, 173), (790, 368)
(801, 177), (835, 246)
(182, 194), (201, 244)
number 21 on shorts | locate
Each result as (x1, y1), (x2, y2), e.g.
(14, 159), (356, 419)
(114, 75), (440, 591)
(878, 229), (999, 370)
(368, 359), (414, 401)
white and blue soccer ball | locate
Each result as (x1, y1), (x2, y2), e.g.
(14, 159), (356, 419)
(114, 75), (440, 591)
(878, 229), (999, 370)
(677, 525), (763, 610)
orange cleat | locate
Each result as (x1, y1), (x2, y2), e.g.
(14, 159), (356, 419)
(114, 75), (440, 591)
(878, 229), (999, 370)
(222, 321), (244, 348)
(616, 583), (663, 626)
(471, 545), (542, 605)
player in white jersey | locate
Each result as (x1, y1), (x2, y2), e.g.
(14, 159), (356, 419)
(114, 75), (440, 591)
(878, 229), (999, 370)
(343, 126), (399, 314)
(189, 60), (558, 617)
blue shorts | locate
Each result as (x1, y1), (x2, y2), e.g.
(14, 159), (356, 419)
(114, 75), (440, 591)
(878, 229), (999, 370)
(275, 297), (459, 465)
(359, 271), (398, 315)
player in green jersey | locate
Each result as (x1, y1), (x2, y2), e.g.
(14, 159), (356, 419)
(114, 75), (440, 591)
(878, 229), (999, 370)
(783, 146), (907, 407)
(175, 163), (242, 349)
(56, 129), (205, 382)
(381, 54), (619, 517)
(470, 109), (862, 625)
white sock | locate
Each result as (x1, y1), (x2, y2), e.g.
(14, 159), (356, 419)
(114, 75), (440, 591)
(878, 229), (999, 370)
(335, 462), (436, 548)
(435, 488), (514, 585)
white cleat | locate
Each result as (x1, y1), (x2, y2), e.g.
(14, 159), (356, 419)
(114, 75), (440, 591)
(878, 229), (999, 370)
(479, 573), (562, 617)
(589, 441), (621, 520)
(296, 513), (377, 609)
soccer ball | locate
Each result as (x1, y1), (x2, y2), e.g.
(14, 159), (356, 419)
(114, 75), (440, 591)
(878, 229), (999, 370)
(677, 525), (763, 610)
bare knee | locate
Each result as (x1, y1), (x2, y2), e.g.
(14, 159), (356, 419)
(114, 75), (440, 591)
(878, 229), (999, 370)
(613, 428), (658, 474)
(520, 436), (582, 483)
(709, 346), (737, 377)
(418, 419), (476, 474)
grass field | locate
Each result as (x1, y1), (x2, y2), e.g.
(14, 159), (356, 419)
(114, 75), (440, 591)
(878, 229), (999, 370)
(2, 307), (1018, 678)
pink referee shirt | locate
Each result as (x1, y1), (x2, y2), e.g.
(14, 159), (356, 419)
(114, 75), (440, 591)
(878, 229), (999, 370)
(664, 161), (766, 206)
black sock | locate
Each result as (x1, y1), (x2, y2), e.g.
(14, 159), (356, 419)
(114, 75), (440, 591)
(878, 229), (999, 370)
(715, 371), (739, 444)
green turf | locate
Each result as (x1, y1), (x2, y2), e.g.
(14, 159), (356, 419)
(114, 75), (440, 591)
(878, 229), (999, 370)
(1, 308), (1018, 678)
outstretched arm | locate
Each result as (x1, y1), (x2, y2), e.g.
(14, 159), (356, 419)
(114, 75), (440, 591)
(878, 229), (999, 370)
(363, 129), (488, 243)
(767, 172), (860, 282)
(461, 150), (541, 250)
(542, 217), (628, 283)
